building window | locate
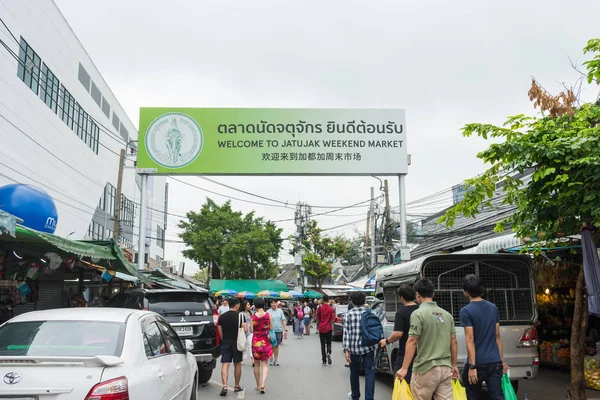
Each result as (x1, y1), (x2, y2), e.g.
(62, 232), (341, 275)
(17, 38), (41, 95)
(39, 63), (59, 113)
(119, 236), (133, 249)
(104, 183), (117, 217)
(78, 63), (91, 92)
(90, 82), (102, 106)
(112, 113), (120, 131)
(121, 196), (135, 228)
(17, 37), (99, 155)
(156, 225), (165, 249)
(119, 122), (129, 142)
(101, 98), (110, 118)
(58, 85), (75, 129)
(87, 221), (105, 240)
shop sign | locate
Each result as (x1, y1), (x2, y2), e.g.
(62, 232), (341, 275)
(137, 108), (407, 175)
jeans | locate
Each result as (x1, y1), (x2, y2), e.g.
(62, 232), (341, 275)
(319, 331), (332, 362)
(462, 361), (504, 400)
(393, 353), (413, 384)
(349, 351), (375, 400)
(294, 318), (303, 336)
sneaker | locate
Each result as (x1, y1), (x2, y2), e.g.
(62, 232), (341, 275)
(273, 361), (280, 366)
(327, 354), (332, 365)
(322, 361), (327, 366)
(347, 392), (353, 399)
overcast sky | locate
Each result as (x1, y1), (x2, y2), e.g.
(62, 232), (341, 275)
(55, 0), (600, 275)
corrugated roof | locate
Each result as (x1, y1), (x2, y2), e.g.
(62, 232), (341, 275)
(411, 174), (531, 258)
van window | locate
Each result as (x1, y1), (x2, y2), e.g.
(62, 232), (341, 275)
(422, 257), (535, 324)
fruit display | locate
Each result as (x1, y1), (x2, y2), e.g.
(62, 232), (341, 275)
(557, 347), (570, 365)
(584, 356), (600, 391)
(540, 341), (554, 363)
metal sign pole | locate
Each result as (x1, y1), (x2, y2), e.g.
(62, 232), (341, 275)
(137, 174), (148, 270)
(398, 174), (409, 260)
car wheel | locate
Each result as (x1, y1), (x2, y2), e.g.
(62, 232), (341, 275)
(197, 368), (213, 384)
(190, 376), (197, 400)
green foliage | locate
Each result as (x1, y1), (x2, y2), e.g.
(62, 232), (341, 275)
(583, 38), (600, 84)
(179, 198), (283, 280)
(294, 220), (348, 289)
(192, 268), (209, 283)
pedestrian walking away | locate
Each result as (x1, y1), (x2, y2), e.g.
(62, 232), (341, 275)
(251, 297), (273, 394)
(316, 294), (335, 366)
(293, 301), (304, 338)
(240, 300), (254, 366)
(460, 274), (509, 400)
(267, 300), (287, 366)
(380, 284), (419, 383)
(303, 301), (312, 335)
(396, 278), (459, 400)
(217, 297), (247, 396)
(343, 291), (377, 400)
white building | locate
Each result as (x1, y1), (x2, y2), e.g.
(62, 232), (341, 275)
(0, 0), (167, 265)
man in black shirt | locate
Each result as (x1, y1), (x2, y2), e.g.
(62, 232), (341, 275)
(217, 297), (247, 396)
(380, 284), (419, 383)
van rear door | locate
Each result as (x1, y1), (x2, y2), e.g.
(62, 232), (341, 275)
(421, 254), (539, 381)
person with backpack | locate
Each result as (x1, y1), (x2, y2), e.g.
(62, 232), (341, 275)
(343, 291), (381, 400)
(293, 301), (304, 338)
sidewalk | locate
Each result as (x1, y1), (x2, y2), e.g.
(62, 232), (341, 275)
(520, 369), (600, 399)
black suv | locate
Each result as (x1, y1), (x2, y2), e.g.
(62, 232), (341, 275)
(106, 288), (220, 383)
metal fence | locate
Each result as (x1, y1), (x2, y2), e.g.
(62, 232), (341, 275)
(422, 258), (535, 324)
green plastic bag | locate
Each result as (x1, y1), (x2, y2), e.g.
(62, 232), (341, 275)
(501, 373), (518, 400)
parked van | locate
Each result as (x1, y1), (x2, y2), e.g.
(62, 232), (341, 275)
(376, 253), (539, 394)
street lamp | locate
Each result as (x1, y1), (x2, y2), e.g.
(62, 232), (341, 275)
(66, 231), (75, 239)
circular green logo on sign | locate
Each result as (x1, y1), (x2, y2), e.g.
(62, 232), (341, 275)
(145, 112), (203, 169)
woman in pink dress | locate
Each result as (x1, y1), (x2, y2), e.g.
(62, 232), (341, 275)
(251, 297), (273, 394)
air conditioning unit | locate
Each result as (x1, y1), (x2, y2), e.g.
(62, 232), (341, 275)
(160, 260), (173, 272)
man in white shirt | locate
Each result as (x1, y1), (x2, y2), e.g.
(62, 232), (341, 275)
(218, 299), (229, 315)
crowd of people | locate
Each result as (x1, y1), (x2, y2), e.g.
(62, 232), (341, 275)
(214, 274), (506, 400)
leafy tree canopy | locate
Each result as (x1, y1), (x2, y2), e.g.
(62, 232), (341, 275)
(179, 198), (283, 281)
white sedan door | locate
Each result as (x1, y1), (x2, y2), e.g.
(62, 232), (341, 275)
(142, 318), (179, 399)
(157, 319), (192, 399)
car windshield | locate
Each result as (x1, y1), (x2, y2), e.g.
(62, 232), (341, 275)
(148, 292), (209, 304)
(0, 320), (126, 357)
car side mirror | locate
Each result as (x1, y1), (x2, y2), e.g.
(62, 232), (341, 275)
(184, 339), (194, 352)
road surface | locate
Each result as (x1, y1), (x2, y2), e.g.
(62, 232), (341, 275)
(197, 330), (599, 399)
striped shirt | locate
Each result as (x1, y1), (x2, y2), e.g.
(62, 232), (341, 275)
(343, 306), (377, 355)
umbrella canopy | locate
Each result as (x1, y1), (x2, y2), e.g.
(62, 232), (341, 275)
(303, 290), (323, 299)
(257, 290), (280, 298)
(215, 289), (237, 297)
(236, 291), (256, 299)
(288, 290), (304, 298)
(279, 291), (293, 299)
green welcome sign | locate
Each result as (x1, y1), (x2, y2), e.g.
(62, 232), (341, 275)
(136, 108), (407, 175)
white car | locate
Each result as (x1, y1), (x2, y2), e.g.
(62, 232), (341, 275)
(0, 308), (199, 400)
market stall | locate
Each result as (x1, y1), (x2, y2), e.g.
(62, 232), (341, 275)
(0, 222), (150, 322)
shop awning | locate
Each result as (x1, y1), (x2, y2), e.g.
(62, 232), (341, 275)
(210, 279), (288, 294)
(0, 226), (150, 284)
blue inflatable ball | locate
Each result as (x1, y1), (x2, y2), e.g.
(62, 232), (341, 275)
(0, 184), (58, 233)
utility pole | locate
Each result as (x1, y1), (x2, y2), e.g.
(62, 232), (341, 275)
(370, 187), (376, 274)
(294, 203), (310, 291)
(365, 200), (371, 276)
(383, 179), (392, 263)
(113, 148), (125, 241)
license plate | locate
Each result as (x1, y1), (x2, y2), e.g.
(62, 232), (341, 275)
(174, 326), (194, 336)
(5, 398), (37, 400)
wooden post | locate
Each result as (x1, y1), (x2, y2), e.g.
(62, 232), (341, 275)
(113, 148), (125, 241)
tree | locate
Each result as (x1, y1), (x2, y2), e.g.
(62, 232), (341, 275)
(292, 220), (348, 290)
(192, 268), (209, 284)
(439, 39), (600, 400)
(179, 198), (283, 281)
